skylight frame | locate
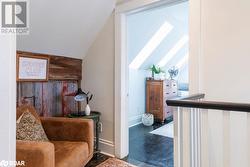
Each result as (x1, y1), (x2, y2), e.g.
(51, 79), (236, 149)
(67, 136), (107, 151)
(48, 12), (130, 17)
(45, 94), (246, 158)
(129, 21), (173, 70)
(157, 35), (189, 68)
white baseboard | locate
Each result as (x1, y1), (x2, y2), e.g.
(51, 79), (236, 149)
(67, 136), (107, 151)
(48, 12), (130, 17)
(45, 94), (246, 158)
(97, 115), (142, 156)
(97, 138), (115, 156)
(100, 151), (115, 157)
(129, 121), (142, 128)
(129, 114), (142, 127)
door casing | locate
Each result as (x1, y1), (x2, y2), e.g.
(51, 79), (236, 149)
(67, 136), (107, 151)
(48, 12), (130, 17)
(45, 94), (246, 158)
(114, 1), (201, 166)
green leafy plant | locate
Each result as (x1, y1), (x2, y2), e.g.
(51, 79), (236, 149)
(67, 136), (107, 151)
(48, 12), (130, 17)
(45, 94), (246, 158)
(148, 65), (165, 79)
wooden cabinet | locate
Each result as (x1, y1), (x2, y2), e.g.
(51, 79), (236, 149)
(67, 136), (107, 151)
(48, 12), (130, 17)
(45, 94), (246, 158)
(146, 79), (177, 123)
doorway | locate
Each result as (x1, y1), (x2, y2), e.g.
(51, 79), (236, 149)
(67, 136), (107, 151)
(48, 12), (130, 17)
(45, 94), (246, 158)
(114, 0), (190, 164)
(125, 1), (189, 166)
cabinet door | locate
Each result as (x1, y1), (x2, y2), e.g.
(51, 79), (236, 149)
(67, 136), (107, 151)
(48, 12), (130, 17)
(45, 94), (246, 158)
(146, 81), (163, 119)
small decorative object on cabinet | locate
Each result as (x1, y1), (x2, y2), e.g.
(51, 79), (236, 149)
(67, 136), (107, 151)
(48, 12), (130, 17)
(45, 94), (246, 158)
(168, 66), (179, 80)
(85, 104), (91, 116)
(146, 79), (177, 123)
(65, 88), (93, 116)
(142, 113), (154, 126)
(70, 88), (88, 116)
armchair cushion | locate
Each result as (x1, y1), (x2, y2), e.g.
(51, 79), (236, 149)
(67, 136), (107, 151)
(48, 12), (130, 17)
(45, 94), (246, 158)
(41, 117), (94, 154)
(16, 140), (55, 167)
(51, 141), (90, 167)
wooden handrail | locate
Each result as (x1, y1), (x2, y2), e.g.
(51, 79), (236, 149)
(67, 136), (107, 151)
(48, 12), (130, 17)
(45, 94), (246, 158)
(167, 93), (250, 112)
(170, 93), (205, 101)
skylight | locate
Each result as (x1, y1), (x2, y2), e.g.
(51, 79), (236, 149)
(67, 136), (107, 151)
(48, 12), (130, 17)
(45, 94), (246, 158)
(176, 53), (188, 69)
(129, 22), (173, 70)
(157, 35), (189, 67)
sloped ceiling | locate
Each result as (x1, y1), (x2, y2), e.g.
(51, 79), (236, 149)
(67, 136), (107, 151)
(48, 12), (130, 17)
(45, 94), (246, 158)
(127, 2), (189, 69)
(127, 2), (189, 83)
(17, 0), (116, 59)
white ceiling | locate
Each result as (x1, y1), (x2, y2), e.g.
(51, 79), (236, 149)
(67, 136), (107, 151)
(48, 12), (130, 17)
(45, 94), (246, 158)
(17, 0), (116, 59)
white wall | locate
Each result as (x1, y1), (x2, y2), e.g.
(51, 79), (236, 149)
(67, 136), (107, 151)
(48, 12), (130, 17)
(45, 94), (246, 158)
(82, 13), (115, 155)
(17, 0), (116, 59)
(189, 0), (250, 166)
(128, 69), (147, 126)
(200, 0), (250, 102)
(0, 35), (16, 162)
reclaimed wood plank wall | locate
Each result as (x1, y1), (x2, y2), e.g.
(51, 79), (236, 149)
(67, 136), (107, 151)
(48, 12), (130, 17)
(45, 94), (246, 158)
(17, 51), (82, 117)
(49, 54), (82, 80)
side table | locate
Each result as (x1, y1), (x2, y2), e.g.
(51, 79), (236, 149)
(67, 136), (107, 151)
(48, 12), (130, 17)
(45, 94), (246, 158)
(68, 111), (101, 156)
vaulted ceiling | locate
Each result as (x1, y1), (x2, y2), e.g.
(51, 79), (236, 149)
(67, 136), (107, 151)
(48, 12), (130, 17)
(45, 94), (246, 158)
(127, 2), (189, 83)
(17, 0), (116, 59)
(127, 2), (189, 69)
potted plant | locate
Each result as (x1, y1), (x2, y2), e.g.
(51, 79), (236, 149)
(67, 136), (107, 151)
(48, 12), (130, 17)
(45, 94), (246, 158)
(148, 65), (165, 80)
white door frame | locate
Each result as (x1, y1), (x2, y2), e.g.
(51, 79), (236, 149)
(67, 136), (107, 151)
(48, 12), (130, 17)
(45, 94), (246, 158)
(0, 35), (16, 161)
(114, 0), (201, 163)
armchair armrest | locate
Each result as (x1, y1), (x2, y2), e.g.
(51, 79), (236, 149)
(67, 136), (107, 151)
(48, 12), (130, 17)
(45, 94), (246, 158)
(16, 140), (55, 167)
(40, 117), (94, 153)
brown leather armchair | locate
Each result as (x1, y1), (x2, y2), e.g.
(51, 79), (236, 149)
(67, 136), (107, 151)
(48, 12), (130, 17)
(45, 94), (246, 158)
(16, 105), (94, 167)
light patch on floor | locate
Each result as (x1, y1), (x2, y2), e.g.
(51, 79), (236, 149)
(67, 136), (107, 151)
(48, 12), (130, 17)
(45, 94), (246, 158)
(150, 122), (174, 138)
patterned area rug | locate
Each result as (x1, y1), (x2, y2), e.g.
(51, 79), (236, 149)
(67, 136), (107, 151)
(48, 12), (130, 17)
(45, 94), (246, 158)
(97, 158), (137, 167)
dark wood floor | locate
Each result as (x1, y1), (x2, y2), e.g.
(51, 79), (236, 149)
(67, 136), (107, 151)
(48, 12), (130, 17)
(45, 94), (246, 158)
(86, 119), (173, 167)
(86, 153), (110, 167)
(125, 119), (173, 167)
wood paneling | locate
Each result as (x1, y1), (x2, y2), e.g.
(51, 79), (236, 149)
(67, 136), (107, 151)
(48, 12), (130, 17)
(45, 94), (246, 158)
(17, 51), (82, 80)
(49, 55), (82, 80)
(17, 81), (78, 117)
(17, 51), (82, 117)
